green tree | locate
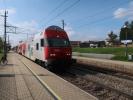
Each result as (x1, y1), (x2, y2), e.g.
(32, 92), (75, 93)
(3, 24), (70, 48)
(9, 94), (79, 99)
(129, 21), (133, 29)
(107, 31), (118, 45)
(0, 37), (3, 53)
(120, 21), (133, 41)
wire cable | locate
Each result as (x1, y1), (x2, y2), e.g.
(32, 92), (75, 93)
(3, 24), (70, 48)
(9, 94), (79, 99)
(38, 0), (68, 24)
(72, 0), (131, 24)
(48, 0), (68, 15)
(44, 0), (80, 27)
(76, 9), (133, 29)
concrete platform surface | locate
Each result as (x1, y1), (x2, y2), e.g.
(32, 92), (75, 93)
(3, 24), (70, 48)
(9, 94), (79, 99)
(0, 52), (98, 100)
(73, 52), (114, 59)
(74, 56), (133, 75)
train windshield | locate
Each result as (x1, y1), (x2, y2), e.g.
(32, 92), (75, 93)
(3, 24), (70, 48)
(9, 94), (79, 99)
(46, 38), (70, 47)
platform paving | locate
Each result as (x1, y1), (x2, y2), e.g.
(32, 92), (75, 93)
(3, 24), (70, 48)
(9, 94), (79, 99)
(0, 52), (98, 100)
(0, 52), (56, 100)
(73, 56), (133, 75)
(0, 53), (17, 100)
(73, 52), (114, 59)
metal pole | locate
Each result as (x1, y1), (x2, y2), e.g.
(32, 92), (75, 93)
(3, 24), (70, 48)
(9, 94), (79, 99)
(4, 11), (7, 58)
(62, 20), (64, 30)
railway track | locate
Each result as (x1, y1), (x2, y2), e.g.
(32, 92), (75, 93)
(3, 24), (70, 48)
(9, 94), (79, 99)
(74, 63), (133, 81)
(16, 53), (98, 100)
(58, 64), (133, 100)
(18, 53), (133, 100)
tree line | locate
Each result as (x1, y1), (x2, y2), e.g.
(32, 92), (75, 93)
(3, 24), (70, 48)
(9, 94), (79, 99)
(120, 21), (133, 41)
(0, 37), (3, 53)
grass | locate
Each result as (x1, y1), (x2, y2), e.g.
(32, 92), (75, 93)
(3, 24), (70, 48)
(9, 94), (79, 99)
(112, 55), (128, 61)
(72, 47), (133, 61)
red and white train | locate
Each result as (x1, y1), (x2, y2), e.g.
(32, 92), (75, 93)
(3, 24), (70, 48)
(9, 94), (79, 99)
(17, 25), (75, 69)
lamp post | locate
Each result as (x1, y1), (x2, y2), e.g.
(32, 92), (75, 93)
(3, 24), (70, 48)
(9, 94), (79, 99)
(123, 25), (128, 57)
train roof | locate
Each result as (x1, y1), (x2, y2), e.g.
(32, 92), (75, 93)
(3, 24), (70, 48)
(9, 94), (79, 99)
(45, 25), (65, 32)
(34, 25), (67, 40)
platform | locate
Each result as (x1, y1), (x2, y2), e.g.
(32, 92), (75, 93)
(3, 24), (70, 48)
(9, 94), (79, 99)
(0, 52), (97, 100)
(73, 56), (133, 75)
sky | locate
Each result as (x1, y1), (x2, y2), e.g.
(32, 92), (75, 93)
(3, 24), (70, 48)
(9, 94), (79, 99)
(0, 0), (133, 46)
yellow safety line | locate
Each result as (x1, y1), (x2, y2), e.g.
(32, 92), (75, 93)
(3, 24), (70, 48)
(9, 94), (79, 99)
(21, 60), (62, 100)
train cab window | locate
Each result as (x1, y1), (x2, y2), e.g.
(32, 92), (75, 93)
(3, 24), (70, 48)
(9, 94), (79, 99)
(47, 38), (70, 47)
(36, 43), (39, 50)
(40, 39), (44, 47)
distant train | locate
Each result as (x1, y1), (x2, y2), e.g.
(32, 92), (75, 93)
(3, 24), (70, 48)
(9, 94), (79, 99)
(17, 25), (75, 70)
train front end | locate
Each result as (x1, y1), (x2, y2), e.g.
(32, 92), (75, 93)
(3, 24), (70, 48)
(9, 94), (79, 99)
(44, 26), (74, 67)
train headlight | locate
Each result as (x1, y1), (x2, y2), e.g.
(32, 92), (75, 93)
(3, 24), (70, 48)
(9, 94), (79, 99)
(66, 53), (71, 56)
(50, 53), (56, 56)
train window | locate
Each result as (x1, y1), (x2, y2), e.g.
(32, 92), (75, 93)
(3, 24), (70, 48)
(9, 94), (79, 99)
(36, 43), (39, 50)
(40, 39), (44, 47)
(47, 38), (70, 47)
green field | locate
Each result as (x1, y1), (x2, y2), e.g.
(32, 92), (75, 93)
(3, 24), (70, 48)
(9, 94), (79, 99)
(73, 47), (133, 61)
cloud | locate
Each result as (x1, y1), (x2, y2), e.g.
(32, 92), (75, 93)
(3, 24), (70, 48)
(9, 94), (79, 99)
(14, 20), (39, 34)
(0, 8), (16, 15)
(64, 26), (75, 36)
(0, 19), (40, 46)
(114, 8), (127, 18)
(113, 1), (133, 20)
(9, 20), (40, 46)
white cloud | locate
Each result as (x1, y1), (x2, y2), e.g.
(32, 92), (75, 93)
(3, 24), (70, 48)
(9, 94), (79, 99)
(0, 8), (16, 15)
(114, 8), (127, 18)
(9, 20), (40, 46)
(14, 20), (39, 34)
(114, 1), (133, 20)
(64, 25), (75, 36)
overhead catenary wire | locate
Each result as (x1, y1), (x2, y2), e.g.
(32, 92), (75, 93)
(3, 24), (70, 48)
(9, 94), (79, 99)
(38, 0), (69, 24)
(5, 23), (39, 35)
(0, 0), (79, 44)
(47, 0), (68, 16)
(71, 0), (131, 24)
(1, 0), (70, 36)
(15, 0), (131, 41)
(0, 22), (37, 42)
(59, 0), (131, 32)
(76, 9), (133, 29)
(74, 0), (131, 28)
(2, 0), (132, 43)
(44, 0), (80, 27)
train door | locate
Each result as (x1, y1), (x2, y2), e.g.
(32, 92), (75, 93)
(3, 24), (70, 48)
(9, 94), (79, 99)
(34, 39), (44, 61)
(35, 40), (40, 60)
(39, 38), (45, 61)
